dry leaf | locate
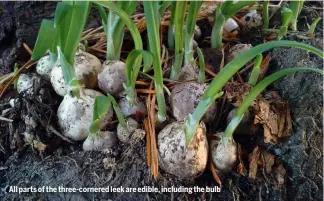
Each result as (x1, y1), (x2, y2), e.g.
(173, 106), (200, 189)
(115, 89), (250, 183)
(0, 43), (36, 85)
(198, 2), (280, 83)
(253, 91), (292, 144)
(248, 147), (286, 190)
(237, 144), (247, 176)
(248, 146), (261, 179)
(224, 82), (252, 106)
(262, 151), (275, 174)
(274, 164), (286, 187)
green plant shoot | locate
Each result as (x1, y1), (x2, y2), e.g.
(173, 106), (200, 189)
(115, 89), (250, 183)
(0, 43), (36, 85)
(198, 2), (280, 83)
(89, 96), (112, 134)
(107, 94), (127, 128)
(184, 40), (323, 145)
(97, 2), (136, 61)
(307, 17), (321, 38)
(289, 0), (304, 31)
(263, 0), (269, 29)
(143, 1), (167, 122)
(224, 67), (323, 139)
(170, 1), (187, 80)
(211, 1), (255, 49)
(278, 7), (293, 40)
(197, 47), (205, 84)
(184, 1), (202, 65)
(248, 54), (262, 86)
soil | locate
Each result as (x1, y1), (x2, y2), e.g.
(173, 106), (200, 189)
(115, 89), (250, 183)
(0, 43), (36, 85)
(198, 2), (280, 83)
(0, 2), (323, 201)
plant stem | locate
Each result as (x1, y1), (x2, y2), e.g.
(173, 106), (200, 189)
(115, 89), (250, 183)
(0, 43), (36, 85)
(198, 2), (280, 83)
(307, 17), (321, 37)
(278, 7), (293, 40)
(168, 1), (176, 49)
(107, 94), (127, 128)
(197, 47), (205, 84)
(248, 54), (262, 86)
(143, 1), (166, 122)
(184, 1), (202, 65)
(289, 0), (304, 31)
(211, 5), (225, 49)
(263, 0), (269, 29)
(224, 67), (323, 139)
(170, 1), (187, 80)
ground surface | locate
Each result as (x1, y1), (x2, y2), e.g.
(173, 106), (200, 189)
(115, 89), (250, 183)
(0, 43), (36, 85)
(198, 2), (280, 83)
(0, 1), (323, 201)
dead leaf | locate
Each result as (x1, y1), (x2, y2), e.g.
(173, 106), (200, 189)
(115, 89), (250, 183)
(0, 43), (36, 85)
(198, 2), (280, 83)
(237, 144), (247, 176)
(248, 146), (261, 179)
(274, 164), (286, 187)
(262, 151), (275, 174)
(253, 91), (292, 144)
(224, 82), (252, 107)
(248, 147), (286, 190)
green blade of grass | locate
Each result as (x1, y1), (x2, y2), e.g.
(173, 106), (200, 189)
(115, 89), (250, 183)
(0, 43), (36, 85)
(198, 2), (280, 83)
(125, 49), (153, 91)
(222, 1), (255, 20)
(307, 17), (321, 37)
(31, 20), (56, 60)
(278, 7), (293, 40)
(184, 1), (202, 64)
(224, 67), (323, 139)
(263, 0), (269, 29)
(94, 1), (143, 50)
(197, 47), (205, 84)
(63, 1), (91, 65)
(107, 94), (127, 128)
(248, 54), (262, 86)
(168, 1), (176, 49)
(54, 2), (72, 28)
(159, 1), (170, 15)
(93, 96), (112, 121)
(211, 4), (225, 49)
(143, 1), (167, 122)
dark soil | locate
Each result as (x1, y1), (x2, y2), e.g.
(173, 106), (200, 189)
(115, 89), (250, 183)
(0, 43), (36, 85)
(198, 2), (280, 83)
(0, 2), (323, 201)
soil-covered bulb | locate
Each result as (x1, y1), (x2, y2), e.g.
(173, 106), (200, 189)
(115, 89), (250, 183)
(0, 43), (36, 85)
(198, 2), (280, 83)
(210, 132), (237, 174)
(158, 122), (208, 179)
(98, 60), (127, 96)
(50, 51), (101, 96)
(83, 131), (117, 151)
(117, 117), (139, 143)
(17, 73), (41, 96)
(57, 89), (113, 141)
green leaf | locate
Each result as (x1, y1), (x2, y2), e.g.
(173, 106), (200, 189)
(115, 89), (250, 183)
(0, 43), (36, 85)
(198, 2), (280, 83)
(96, 4), (108, 34)
(93, 96), (111, 121)
(222, 1), (255, 20)
(89, 119), (101, 134)
(224, 67), (323, 139)
(159, 1), (170, 15)
(54, 2), (72, 27)
(106, 94), (127, 128)
(125, 49), (153, 90)
(248, 54), (262, 86)
(197, 47), (205, 84)
(31, 20), (56, 60)
(144, 1), (167, 122)
(184, 1), (202, 64)
(57, 46), (80, 98)
(94, 1), (143, 50)
(63, 1), (91, 65)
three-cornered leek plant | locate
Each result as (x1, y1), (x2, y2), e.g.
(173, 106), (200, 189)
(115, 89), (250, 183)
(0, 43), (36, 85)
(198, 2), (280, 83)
(169, 1), (187, 80)
(211, 0), (255, 49)
(184, 40), (323, 146)
(278, 7), (293, 40)
(143, 1), (167, 122)
(289, 0), (304, 31)
(94, 1), (155, 118)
